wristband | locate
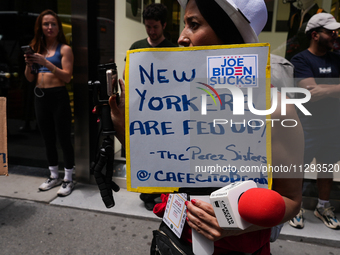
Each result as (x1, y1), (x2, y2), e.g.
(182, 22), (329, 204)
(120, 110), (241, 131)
(52, 66), (56, 74)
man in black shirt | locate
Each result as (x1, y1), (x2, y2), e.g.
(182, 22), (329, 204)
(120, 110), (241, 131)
(290, 13), (340, 230)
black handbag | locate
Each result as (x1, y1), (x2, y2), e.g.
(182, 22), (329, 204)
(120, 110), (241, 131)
(150, 222), (194, 255)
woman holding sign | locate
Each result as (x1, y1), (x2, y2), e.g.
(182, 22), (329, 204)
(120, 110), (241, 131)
(109, 0), (304, 254)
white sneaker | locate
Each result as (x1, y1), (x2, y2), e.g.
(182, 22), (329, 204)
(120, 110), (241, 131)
(289, 209), (305, 229)
(57, 180), (75, 197)
(314, 204), (340, 230)
(39, 177), (62, 191)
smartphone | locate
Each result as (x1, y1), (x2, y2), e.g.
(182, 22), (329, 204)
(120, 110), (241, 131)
(21, 45), (39, 74)
(106, 69), (113, 96)
(21, 45), (35, 55)
(106, 69), (118, 96)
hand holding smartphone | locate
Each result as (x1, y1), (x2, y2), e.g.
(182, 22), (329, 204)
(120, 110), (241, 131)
(106, 68), (119, 104)
(106, 69), (118, 96)
(21, 45), (35, 55)
(21, 45), (39, 74)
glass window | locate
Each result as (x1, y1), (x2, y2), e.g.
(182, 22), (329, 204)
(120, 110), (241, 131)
(0, 0), (73, 170)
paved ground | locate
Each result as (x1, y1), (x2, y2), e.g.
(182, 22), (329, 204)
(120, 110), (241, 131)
(0, 197), (160, 255)
(0, 166), (339, 255)
(0, 197), (339, 255)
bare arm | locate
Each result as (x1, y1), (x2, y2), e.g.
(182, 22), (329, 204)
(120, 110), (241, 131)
(298, 77), (340, 102)
(24, 54), (36, 82)
(56, 44), (73, 83)
(28, 44), (74, 83)
(270, 95), (304, 223)
(185, 93), (304, 241)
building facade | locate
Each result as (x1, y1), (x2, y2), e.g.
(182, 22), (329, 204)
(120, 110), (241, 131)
(1, 0), (339, 184)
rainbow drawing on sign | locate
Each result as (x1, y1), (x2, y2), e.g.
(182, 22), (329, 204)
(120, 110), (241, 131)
(196, 82), (222, 106)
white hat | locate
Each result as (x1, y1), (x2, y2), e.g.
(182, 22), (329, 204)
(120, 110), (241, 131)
(177, 0), (268, 43)
(305, 13), (340, 33)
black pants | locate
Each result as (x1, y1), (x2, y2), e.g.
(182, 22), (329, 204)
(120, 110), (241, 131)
(35, 86), (74, 169)
(140, 193), (160, 202)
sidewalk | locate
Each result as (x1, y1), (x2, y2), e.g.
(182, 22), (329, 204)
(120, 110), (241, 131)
(0, 166), (339, 249)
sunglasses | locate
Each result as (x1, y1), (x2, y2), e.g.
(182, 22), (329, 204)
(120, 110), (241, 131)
(317, 29), (339, 38)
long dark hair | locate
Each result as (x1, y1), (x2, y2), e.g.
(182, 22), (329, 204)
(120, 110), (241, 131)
(30, 9), (67, 54)
(194, 0), (244, 44)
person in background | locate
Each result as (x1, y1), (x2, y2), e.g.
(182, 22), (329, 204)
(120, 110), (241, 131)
(24, 9), (75, 197)
(123, 3), (176, 79)
(289, 13), (340, 230)
(124, 3), (177, 211)
(110, 0), (304, 253)
(285, 0), (323, 61)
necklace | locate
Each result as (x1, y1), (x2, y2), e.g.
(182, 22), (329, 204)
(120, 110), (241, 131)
(45, 40), (57, 57)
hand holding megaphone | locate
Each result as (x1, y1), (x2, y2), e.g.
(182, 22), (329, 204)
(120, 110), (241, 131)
(210, 180), (285, 229)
